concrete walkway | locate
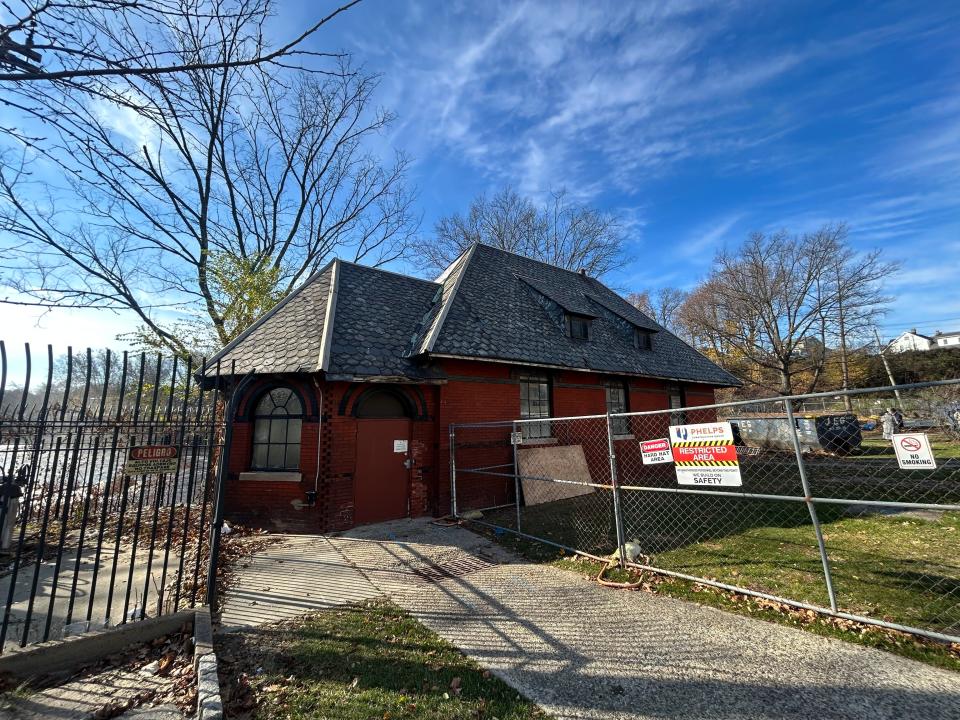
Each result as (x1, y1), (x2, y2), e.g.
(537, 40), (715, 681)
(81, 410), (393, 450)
(222, 519), (960, 719)
(219, 534), (381, 629)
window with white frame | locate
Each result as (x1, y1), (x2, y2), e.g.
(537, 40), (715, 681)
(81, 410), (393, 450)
(519, 373), (552, 439)
(251, 387), (303, 470)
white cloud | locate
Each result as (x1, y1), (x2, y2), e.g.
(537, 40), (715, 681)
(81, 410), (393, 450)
(677, 213), (745, 259)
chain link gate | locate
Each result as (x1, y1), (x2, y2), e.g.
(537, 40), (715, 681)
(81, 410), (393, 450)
(0, 342), (242, 652)
(451, 379), (960, 643)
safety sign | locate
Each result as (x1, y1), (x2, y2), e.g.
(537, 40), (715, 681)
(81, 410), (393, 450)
(892, 433), (937, 470)
(640, 438), (673, 465)
(126, 445), (179, 475)
(669, 422), (742, 487)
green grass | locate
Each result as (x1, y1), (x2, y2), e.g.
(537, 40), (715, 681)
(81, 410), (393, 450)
(655, 511), (960, 631)
(219, 600), (548, 720)
(859, 430), (960, 459)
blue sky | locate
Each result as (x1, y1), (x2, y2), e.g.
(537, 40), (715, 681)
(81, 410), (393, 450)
(5, 0), (960, 361)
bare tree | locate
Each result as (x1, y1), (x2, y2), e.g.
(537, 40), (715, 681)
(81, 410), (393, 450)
(824, 236), (898, 408)
(0, 1), (417, 354)
(417, 187), (625, 278)
(628, 287), (688, 335)
(0, 0), (359, 81)
(681, 224), (896, 396)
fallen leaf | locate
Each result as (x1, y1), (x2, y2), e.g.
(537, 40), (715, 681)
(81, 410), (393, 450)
(157, 651), (177, 677)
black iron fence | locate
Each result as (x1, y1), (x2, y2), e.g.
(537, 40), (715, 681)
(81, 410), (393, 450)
(0, 342), (233, 652)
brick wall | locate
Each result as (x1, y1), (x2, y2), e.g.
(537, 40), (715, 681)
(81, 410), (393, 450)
(224, 375), (323, 532)
(223, 360), (719, 531)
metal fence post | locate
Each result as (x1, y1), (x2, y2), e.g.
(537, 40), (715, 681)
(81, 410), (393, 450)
(449, 425), (458, 518)
(606, 412), (627, 568)
(784, 400), (839, 612)
(206, 371), (254, 612)
(512, 420), (521, 532)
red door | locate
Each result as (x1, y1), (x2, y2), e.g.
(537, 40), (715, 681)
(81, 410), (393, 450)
(354, 418), (411, 525)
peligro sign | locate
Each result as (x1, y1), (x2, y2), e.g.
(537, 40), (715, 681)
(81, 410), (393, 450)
(126, 445), (179, 475)
(129, 446), (178, 461)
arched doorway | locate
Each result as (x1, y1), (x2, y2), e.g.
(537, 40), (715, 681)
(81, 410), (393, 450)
(353, 388), (413, 525)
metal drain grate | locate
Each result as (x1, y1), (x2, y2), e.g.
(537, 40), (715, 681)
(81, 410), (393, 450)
(411, 554), (498, 584)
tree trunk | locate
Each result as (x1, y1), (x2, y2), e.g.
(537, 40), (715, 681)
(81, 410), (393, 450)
(779, 367), (793, 396)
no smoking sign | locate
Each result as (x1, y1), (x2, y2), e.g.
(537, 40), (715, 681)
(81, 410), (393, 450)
(900, 437), (921, 452)
(892, 433), (937, 470)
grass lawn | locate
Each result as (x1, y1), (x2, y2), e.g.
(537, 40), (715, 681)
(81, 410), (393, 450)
(859, 430), (960, 459)
(217, 600), (548, 720)
(655, 510), (960, 632)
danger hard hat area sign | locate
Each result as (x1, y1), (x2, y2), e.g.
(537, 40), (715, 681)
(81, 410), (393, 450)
(892, 433), (937, 470)
(640, 438), (672, 465)
(669, 422), (742, 487)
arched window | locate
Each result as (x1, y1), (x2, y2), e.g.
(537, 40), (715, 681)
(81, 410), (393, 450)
(251, 387), (303, 470)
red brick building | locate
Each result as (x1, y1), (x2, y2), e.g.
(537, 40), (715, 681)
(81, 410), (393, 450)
(207, 244), (739, 532)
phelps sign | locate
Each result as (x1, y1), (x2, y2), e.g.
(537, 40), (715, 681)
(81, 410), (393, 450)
(669, 422), (742, 487)
(126, 445), (179, 475)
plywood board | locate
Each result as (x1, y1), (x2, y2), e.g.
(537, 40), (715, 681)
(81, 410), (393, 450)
(518, 444), (594, 506)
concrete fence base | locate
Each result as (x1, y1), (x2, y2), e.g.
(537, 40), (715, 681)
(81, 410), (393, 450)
(0, 607), (223, 719)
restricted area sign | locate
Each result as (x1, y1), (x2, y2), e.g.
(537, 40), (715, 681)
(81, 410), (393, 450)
(640, 438), (673, 465)
(892, 433), (937, 470)
(126, 445), (179, 475)
(669, 422), (742, 487)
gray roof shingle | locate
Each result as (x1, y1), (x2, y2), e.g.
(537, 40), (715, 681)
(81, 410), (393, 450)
(206, 263), (333, 375)
(206, 244), (740, 387)
(327, 262), (443, 380)
(420, 244), (740, 386)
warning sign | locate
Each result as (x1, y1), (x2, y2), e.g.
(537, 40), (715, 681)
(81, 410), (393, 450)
(892, 433), (937, 470)
(669, 422), (742, 487)
(640, 438), (673, 465)
(126, 445), (178, 475)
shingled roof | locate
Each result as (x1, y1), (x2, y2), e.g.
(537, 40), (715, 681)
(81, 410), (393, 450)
(410, 244), (739, 386)
(206, 244), (740, 387)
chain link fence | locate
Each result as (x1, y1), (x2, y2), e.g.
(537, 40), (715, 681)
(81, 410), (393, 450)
(451, 379), (960, 643)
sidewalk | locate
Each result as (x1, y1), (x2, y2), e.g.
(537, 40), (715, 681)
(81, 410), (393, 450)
(224, 519), (960, 719)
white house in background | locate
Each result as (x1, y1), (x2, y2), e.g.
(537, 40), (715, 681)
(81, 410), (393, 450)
(886, 329), (933, 353)
(933, 330), (960, 349)
(886, 328), (960, 352)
